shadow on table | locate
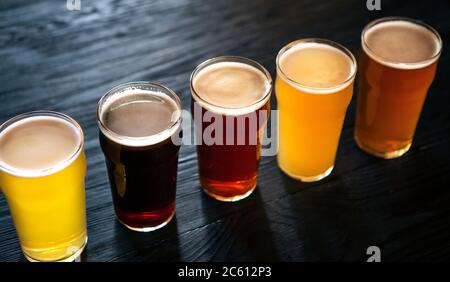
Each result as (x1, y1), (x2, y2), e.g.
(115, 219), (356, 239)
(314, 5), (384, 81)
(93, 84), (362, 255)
(199, 187), (280, 261)
(279, 169), (379, 261)
(112, 215), (181, 262)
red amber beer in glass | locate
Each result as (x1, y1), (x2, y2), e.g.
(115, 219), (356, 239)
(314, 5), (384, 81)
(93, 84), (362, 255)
(190, 56), (272, 202)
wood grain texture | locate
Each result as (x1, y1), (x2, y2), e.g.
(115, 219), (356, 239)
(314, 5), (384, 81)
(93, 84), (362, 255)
(0, 0), (449, 262)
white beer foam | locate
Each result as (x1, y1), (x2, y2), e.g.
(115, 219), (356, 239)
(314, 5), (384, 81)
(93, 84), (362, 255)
(362, 20), (442, 70)
(0, 115), (83, 178)
(277, 41), (357, 94)
(191, 62), (272, 116)
(98, 89), (182, 147)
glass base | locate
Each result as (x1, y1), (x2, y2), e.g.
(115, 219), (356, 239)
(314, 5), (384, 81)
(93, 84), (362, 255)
(278, 161), (334, 182)
(354, 135), (412, 159)
(24, 236), (87, 262)
(202, 184), (256, 202)
(117, 210), (175, 232)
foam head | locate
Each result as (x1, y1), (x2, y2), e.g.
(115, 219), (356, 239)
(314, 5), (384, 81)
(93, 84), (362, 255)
(98, 83), (182, 147)
(363, 18), (442, 69)
(0, 113), (82, 176)
(191, 57), (272, 115)
(277, 39), (356, 94)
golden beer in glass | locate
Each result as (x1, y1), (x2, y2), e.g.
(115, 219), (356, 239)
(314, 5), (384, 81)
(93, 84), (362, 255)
(0, 111), (87, 262)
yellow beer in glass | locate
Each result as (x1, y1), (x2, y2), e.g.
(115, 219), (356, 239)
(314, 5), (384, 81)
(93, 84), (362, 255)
(0, 111), (87, 262)
(276, 39), (357, 181)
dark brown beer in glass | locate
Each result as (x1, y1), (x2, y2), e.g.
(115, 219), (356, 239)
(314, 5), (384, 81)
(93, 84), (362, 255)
(355, 17), (443, 158)
(190, 56), (272, 202)
(97, 82), (182, 231)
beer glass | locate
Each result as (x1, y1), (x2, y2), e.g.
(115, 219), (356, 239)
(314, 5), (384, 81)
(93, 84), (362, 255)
(190, 56), (272, 202)
(355, 17), (443, 158)
(276, 39), (357, 182)
(97, 82), (182, 232)
(0, 111), (87, 262)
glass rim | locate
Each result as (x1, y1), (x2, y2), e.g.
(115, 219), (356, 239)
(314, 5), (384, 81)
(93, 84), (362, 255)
(0, 110), (84, 178)
(361, 16), (443, 69)
(96, 81), (182, 147)
(190, 56), (273, 113)
(276, 38), (357, 94)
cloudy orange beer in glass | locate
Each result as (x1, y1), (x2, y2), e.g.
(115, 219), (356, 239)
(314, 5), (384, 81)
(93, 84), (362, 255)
(355, 17), (443, 158)
(276, 39), (357, 181)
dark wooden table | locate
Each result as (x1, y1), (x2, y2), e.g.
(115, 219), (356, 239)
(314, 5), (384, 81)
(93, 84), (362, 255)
(0, 0), (449, 262)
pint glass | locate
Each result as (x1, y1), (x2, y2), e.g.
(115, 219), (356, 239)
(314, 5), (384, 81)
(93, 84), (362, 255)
(190, 56), (272, 201)
(97, 82), (182, 232)
(355, 17), (443, 158)
(0, 111), (87, 262)
(276, 39), (357, 181)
